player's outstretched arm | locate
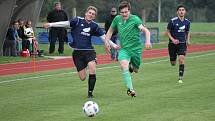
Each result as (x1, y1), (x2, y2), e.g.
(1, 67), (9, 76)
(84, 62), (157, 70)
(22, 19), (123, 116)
(43, 21), (70, 28)
(100, 35), (111, 53)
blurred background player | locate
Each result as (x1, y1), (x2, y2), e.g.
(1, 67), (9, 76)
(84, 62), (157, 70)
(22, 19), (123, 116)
(47, 2), (68, 54)
(166, 5), (191, 83)
(105, 7), (118, 60)
(105, 1), (151, 97)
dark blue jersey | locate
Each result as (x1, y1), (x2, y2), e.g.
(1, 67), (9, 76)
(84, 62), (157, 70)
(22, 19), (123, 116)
(69, 17), (104, 50)
(167, 17), (190, 43)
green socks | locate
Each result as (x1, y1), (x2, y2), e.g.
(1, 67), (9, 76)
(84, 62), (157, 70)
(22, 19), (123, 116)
(122, 69), (133, 90)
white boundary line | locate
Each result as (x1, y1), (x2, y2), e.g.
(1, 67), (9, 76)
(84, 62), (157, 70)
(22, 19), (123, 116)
(0, 51), (215, 84)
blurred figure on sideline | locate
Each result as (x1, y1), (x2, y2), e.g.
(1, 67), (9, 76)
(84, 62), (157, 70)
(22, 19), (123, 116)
(47, 2), (68, 54)
(3, 21), (19, 56)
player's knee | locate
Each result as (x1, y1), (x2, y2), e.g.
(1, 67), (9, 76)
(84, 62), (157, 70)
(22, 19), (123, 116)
(179, 55), (185, 64)
(80, 76), (86, 81)
(120, 60), (129, 70)
(170, 61), (176, 66)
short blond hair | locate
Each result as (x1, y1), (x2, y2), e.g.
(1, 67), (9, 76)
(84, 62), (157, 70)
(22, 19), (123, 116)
(86, 6), (98, 16)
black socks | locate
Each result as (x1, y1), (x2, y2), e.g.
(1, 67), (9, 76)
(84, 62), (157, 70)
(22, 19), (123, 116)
(179, 64), (184, 79)
(88, 74), (96, 92)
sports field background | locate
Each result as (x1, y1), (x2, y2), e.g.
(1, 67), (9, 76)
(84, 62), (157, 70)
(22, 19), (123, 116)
(0, 50), (215, 121)
(0, 22), (215, 121)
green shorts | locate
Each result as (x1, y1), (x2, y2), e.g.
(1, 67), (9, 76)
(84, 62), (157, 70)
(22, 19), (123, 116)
(118, 48), (143, 69)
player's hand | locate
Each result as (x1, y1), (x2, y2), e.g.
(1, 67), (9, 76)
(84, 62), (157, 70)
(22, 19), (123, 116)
(114, 45), (121, 50)
(104, 41), (111, 53)
(145, 42), (152, 49)
(173, 39), (179, 44)
(43, 23), (50, 29)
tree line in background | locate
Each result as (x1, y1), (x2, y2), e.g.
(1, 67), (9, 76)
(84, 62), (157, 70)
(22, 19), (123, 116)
(40, 0), (215, 22)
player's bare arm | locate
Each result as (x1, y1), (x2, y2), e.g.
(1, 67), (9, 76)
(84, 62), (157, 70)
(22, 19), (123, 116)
(138, 24), (151, 49)
(166, 30), (179, 44)
(186, 31), (191, 45)
(104, 27), (116, 51)
(100, 35), (111, 53)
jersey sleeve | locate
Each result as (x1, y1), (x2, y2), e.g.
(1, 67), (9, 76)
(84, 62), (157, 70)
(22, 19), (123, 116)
(94, 25), (105, 36)
(167, 20), (173, 31)
(69, 17), (79, 28)
(186, 21), (190, 32)
(134, 15), (143, 27)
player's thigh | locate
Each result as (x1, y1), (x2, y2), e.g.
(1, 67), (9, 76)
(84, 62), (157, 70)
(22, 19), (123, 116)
(72, 51), (88, 72)
(118, 49), (131, 69)
(118, 49), (130, 61)
(85, 50), (96, 73)
(177, 43), (187, 56)
(168, 43), (177, 61)
(131, 50), (142, 69)
(88, 61), (96, 74)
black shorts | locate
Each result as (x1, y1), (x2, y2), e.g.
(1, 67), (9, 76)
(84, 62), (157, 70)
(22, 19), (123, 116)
(168, 43), (187, 61)
(72, 50), (96, 72)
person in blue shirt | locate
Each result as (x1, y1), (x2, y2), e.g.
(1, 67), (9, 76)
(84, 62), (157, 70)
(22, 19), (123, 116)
(43, 6), (112, 98)
(3, 21), (19, 56)
(167, 5), (191, 83)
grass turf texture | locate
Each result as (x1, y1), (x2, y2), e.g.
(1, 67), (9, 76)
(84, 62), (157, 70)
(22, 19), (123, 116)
(0, 50), (215, 121)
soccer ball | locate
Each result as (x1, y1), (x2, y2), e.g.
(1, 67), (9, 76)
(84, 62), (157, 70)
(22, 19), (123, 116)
(82, 101), (99, 117)
(24, 27), (34, 37)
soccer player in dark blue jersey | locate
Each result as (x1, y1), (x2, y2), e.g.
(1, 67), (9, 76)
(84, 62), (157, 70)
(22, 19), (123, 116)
(43, 6), (112, 98)
(167, 5), (191, 83)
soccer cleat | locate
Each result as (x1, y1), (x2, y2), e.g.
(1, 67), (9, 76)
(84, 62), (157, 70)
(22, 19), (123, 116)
(87, 91), (94, 98)
(127, 89), (136, 97)
(178, 79), (183, 83)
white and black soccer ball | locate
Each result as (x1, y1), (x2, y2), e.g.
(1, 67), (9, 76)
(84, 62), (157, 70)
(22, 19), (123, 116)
(24, 27), (33, 37)
(82, 101), (99, 117)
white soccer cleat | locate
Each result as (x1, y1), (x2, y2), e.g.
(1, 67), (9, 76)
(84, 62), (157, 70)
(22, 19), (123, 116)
(178, 79), (183, 83)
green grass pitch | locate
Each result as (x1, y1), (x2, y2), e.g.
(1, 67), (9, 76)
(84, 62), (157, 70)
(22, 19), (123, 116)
(0, 51), (215, 121)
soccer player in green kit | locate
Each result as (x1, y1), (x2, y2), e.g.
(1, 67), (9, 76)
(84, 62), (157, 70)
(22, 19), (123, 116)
(105, 1), (151, 97)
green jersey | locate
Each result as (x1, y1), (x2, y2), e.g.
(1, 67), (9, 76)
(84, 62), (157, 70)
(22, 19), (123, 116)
(111, 14), (143, 51)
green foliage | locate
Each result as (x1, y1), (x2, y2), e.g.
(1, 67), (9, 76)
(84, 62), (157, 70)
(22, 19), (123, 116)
(40, 0), (60, 21)
(39, 0), (215, 22)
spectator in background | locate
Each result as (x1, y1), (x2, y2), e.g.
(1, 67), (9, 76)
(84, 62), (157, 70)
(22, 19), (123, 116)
(16, 19), (24, 55)
(17, 19), (25, 39)
(47, 2), (68, 54)
(105, 7), (118, 60)
(23, 20), (37, 55)
(3, 21), (19, 56)
(17, 19), (25, 51)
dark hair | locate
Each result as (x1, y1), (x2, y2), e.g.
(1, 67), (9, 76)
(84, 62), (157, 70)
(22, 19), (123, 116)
(118, 1), (131, 11)
(177, 5), (186, 11)
(12, 20), (18, 25)
(54, 2), (61, 6)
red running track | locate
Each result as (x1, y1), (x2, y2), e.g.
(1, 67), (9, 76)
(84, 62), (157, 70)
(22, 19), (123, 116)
(1, 44), (215, 76)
